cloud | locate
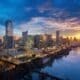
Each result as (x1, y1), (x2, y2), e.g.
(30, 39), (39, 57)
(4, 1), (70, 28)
(17, 17), (80, 35)
(18, 17), (45, 35)
(0, 16), (80, 36)
(0, 0), (80, 36)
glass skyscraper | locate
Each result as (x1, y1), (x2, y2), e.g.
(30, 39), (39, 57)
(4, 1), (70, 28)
(4, 20), (14, 49)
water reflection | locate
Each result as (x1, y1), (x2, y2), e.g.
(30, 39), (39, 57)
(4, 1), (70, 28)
(20, 49), (69, 80)
(21, 47), (80, 80)
(41, 47), (80, 80)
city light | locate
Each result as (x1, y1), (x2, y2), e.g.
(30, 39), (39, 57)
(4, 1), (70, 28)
(0, 0), (80, 80)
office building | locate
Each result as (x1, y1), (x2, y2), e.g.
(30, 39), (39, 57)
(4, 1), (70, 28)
(46, 34), (53, 47)
(34, 35), (47, 49)
(56, 30), (60, 46)
(4, 20), (14, 49)
(22, 31), (28, 45)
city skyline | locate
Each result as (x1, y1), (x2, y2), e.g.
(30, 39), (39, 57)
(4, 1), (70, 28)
(0, 1), (80, 80)
(0, 0), (80, 38)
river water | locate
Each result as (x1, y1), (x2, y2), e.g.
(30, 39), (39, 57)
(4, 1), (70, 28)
(22, 47), (80, 80)
(41, 47), (80, 80)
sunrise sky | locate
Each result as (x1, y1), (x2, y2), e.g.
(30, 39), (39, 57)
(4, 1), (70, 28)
(0, 0), (80, 38)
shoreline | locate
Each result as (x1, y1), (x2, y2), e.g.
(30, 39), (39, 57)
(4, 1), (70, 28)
(0, 47), (71, 80)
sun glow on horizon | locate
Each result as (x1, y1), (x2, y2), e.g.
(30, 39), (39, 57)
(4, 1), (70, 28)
(74, 33), (80, 39)
(66, 32), (80, 40)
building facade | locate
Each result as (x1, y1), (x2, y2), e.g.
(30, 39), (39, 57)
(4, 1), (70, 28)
(4, 20), (14, 49)
(22, 31), (28, 45)
(56, 30), (60, 46)
(46, 34), (54, 47)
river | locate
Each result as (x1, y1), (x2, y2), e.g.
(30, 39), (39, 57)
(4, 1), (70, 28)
(22, 47), (80, 80)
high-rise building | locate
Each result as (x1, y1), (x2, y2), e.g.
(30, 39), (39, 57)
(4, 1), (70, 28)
(56, 30), (60, 46)
(34, 35), (46, 49)
(34, 35), (42, 49)
(4, 20), (14, 49)
(5, 20), (13, 36)
(0, 39), (3, 49)
(46, 34), (53, 47)
(22, 31), (28, 44)
(34, 35), (40, 49)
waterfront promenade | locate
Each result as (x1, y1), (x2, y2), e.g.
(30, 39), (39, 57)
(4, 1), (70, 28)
(0, 45), (71, 80)
(0, 45), (71, 73)
(0, 46), (70, 66)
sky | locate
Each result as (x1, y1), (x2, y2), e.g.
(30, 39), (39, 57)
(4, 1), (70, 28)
(0, 0), (80, 37)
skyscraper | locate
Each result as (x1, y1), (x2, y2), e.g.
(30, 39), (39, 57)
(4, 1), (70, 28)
(22, 31), (28, 44)
(5, 20), (13, 36)
(34, 35), (41, 49)
(34, 35), (46, 49)
(56, 30), (60, 46)
(4, 20), (14, 48)
(46, 34), (53, 47)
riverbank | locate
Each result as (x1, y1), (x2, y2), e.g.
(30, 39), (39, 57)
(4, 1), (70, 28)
(0, 47), (71, 80)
